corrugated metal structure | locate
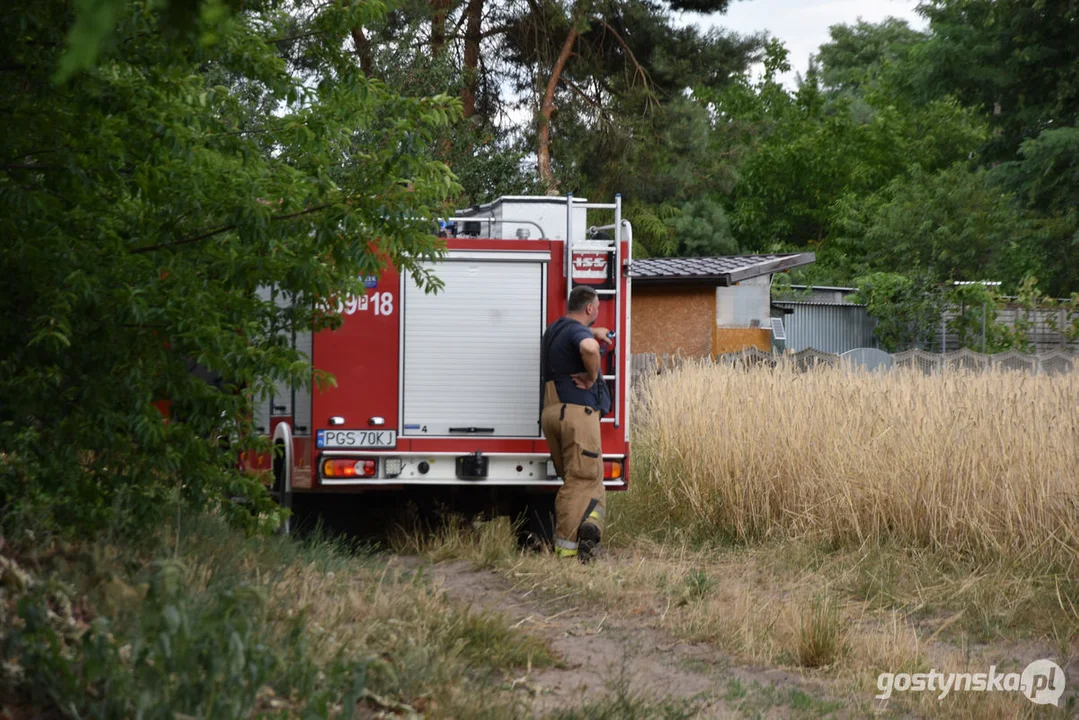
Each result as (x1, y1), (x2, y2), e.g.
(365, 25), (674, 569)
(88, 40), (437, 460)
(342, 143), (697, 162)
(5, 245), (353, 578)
(774, 301), (880, 354)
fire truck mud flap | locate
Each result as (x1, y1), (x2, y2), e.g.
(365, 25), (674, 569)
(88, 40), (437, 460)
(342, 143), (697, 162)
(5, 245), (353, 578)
(272, 422), (293, 534)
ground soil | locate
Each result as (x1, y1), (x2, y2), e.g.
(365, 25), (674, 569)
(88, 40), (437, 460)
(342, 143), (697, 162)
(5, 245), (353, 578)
(420, 555), (845, 718)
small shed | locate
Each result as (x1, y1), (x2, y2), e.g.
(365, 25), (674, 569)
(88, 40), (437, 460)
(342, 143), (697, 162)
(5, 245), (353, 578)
(630, 253), (815, 358)
(772, 301), (881, 354)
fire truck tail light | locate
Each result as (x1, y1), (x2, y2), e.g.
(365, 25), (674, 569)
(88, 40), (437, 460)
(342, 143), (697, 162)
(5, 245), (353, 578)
(322, 458), (377, 478)
(384, 458), (403, 477)
(603, 461), (623, 480)
(547, 459), (622, 480)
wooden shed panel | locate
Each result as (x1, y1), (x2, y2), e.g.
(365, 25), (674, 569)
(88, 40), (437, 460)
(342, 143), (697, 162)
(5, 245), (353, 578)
(631, 286), (714, 358)
(713, 327), (771, 355)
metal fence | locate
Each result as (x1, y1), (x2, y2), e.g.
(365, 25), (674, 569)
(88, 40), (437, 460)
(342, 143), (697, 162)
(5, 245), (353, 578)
(631, 348), (1077, 382)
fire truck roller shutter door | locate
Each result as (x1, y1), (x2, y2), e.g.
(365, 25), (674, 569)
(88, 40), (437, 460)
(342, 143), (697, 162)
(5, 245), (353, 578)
(403, 258), (545, 438)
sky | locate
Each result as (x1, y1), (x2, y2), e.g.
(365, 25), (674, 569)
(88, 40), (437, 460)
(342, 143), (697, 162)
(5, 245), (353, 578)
(681, 0), (928, 87)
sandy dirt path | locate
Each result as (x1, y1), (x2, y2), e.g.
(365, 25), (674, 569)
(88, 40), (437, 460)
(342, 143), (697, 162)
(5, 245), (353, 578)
(426, 557), (844, 718)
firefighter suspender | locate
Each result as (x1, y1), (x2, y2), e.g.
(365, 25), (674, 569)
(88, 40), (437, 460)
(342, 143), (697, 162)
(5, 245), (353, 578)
(541, 318), (576, 386)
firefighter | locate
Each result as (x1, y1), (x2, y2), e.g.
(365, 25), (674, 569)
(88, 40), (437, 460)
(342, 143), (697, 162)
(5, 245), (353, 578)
(541, 285), (613, 563)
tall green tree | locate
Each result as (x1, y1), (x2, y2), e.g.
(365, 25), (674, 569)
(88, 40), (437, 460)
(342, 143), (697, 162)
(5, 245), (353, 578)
(830, 164), (1040, 289)
(1, 0), (458, 535)
(915, 0), (1079, 162)
(724, 80), (987, 253)
(499, 0), (761, 190)
(816, 18), (927, 96)
(992, 128), (1079, 295)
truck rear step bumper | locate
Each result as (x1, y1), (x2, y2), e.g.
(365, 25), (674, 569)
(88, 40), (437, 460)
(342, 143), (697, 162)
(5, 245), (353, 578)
(316, 450), (626, 488)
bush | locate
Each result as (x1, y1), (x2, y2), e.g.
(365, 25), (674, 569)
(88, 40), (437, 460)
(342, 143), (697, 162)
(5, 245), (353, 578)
(3, 558), (368, 718)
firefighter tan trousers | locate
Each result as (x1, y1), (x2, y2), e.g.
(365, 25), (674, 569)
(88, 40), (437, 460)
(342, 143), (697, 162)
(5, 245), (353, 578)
(541, 381), (606, 557)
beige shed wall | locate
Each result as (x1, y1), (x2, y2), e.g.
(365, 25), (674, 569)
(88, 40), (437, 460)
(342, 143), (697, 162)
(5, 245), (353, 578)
(631, 286), (715, 358)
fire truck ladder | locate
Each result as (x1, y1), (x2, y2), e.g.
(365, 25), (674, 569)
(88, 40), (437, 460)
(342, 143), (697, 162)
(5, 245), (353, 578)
(565, 193), (627, 429)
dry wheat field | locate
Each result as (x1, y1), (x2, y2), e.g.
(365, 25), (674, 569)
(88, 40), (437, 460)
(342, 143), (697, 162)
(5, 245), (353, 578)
(626, 361), (1079, 569)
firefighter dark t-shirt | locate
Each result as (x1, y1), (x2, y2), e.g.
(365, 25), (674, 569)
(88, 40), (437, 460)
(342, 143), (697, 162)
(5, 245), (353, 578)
(543, 318), (599, 409)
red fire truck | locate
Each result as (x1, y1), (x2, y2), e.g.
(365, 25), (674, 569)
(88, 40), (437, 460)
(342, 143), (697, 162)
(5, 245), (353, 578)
(250, 195), (632, 536)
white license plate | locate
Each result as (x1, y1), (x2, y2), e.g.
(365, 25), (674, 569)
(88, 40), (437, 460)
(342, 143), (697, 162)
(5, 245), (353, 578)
(317, 429), (397, 448)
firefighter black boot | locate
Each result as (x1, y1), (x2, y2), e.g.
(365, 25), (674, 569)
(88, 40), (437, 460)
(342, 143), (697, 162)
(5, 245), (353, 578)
(577, 522), (602, 564)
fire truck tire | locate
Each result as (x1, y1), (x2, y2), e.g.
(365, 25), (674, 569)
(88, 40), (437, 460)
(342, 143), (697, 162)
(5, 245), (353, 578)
(272, 422), (293, 536)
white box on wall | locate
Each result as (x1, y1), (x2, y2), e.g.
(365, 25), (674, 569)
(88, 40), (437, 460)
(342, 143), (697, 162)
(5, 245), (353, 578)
(716, 275), (771, 328)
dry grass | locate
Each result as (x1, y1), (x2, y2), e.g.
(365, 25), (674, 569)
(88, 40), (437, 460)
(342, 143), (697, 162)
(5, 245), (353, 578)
(379, 362), (1079, 716)
(175, 517), (554, 717)
(389, 513), (521, 567)
(626, 361), (1079, 568)
(415, 525), (1077, 717)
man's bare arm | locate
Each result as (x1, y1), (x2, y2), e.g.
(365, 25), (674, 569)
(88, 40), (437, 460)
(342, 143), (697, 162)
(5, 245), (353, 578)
(574, 338), (601, 389)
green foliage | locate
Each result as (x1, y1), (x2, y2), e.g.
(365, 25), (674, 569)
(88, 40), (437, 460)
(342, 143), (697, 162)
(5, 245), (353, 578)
(1001, 128), (1079, 215)
(714, 11), (1077, 299)
(992, 128), (1079, 296)
(0, 0), (458, 538)
(816, 18), (927, 96)
(1007, 277), (1079, 352)
(830, 164), (1039, 288)
(849, 273), (944, 352)
(624, 200), (680, 258)
(850, 273), (1074, 353)
(575, 96), (721, 205)
(499, 0), (763, 197)
(4, 559), (368, 718)
(449, 136), (543, 205)
(57, 0), (256, 81)
(682, 569), (716, 602)
(915, 0), (1079, 163)
(724, 75), (987, 252)
(945, 283), (1016, 353)
(667, 198), (738, 256)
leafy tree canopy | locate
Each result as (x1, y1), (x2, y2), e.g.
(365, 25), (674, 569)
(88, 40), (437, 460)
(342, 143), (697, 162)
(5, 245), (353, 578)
(816, 18), (927, 96)
(1, 0), (458, 535)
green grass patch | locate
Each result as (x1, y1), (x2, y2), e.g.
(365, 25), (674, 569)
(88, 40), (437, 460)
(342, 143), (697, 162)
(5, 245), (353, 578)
(724, 679), (845, 718)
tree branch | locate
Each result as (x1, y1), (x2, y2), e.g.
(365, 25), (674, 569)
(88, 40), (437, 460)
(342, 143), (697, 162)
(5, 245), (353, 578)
(596, 19), (655, 104)
(209, 127), (275, 137)
(268, 29), (331, 44)
(461, 0), (484, 118)
(537, 12), (582, 192)
(562, 77), (607, 116)
(129, 203), (337, 255)
(350, 26), (375, 77)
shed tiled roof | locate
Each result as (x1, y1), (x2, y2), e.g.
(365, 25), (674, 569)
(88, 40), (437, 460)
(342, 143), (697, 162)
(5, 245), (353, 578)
(630, 253), (815, 286)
